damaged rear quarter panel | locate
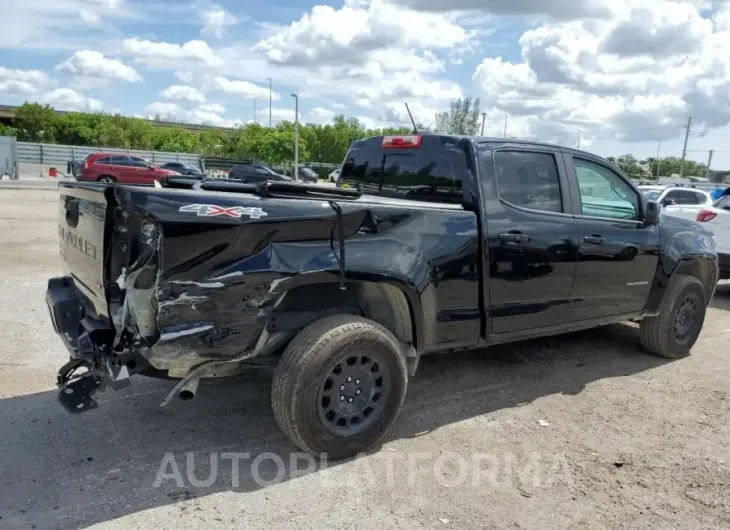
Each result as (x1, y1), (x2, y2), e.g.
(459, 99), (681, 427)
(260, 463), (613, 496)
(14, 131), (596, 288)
(113, 186), (480, 374)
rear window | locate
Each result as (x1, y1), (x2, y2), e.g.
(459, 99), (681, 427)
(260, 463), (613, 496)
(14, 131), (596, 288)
(339, 136), (469, 203)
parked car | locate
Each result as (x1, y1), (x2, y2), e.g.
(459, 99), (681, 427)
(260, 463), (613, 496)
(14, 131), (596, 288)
(76, 153), (180, 185)
(638, 185), (713, 209)
(159, 162), (204, 179)
(298, 167), (319, 183)
(228, 163), (292, 183)
(658, 188), (730, 280)
(47, 134), (718, 460)
(328, 168), (341, 183)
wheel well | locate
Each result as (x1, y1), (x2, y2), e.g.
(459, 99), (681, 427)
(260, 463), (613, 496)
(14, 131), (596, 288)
(97, 175), (116, 181)
(674, 259), (716, 304)
(273, 281), (415, 345)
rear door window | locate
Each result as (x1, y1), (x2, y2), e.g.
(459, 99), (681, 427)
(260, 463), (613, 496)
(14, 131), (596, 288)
(494, 151), (563, 213)
(677, 190), (699, 204)
(129, 157), (149, 168)
(110, 156), (130, 166)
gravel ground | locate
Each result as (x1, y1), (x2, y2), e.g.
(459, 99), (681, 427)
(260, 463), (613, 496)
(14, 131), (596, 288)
(1, 188), (729, 529)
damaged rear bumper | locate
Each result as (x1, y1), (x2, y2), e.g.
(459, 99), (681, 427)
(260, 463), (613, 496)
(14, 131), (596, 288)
(47, 276), (139, 413)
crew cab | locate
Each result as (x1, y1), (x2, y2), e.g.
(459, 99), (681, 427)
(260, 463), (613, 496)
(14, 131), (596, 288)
(46, 135), (718, 460)
(76, 153), (180, 184)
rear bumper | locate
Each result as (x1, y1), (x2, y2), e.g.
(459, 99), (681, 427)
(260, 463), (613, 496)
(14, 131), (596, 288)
(46, 276), (134, 412)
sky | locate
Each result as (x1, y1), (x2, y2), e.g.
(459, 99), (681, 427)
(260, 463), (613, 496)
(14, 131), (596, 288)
(2, 0), (730, 169)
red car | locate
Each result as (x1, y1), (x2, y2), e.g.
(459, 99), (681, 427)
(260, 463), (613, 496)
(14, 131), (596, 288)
(77, 153), (180, 185)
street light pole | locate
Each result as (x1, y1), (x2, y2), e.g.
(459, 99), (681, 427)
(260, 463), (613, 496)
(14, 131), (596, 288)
(291, 93), (299, 182)
(266, 78), (272, 128)
(480, 113), (486, 136)
(253, 99), (257, 124)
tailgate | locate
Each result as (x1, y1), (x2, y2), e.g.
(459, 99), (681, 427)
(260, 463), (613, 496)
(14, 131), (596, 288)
(58, 183), (112, 320)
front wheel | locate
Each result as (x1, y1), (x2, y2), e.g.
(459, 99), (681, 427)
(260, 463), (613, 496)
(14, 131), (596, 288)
(97, 176), (116, 184)
(640, 274), (707, 359)
(272, 315), (408, 460)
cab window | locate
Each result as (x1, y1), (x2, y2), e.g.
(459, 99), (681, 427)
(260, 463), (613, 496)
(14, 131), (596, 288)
(573, 158), (640, 220)
(493, 151), (563, 213)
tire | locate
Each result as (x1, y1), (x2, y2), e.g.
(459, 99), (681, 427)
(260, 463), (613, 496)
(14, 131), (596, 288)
(640, 274), (707, 359)
(272, 314), (408, 460)
(97, 176), (116, 184)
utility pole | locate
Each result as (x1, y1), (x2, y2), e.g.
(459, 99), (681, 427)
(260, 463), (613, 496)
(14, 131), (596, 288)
(655, 141), (661, 179)
(576, 130), (581, 149)
(253, 99), (257, 124)
(480, 113), (486, 136)
(679, 116), (692, 178)
(503, 114), (508, 137)
(291, 93), (299, 182)
(706, 149), (714, 178)
(266, 78), (272, 127)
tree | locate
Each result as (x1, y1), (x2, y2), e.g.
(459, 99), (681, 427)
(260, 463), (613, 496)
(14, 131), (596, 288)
(0, 123), (18, 137)
(615, 154), (645, 178)
(434, 97), (482, 135)
(14, 102), (56, 142)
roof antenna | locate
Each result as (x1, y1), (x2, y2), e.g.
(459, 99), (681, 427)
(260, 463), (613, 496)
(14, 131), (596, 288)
(404, 102), (418, 134)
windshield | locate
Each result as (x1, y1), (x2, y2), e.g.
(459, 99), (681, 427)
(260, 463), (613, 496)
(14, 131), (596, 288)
(714, 194), (730, 209)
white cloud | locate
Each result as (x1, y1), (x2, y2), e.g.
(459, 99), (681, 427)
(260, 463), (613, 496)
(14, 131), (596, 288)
(211, 76), (281, 100)
(160, 85), (206, 103)
(469, 0), (730, 144)
(254, 0), (470, 67)
(143, 102), (181, 117)
(0, 1), (127, 51)
(79, 8), (100, 24)
(175, 70), (194, 83)
(56, 50), (142, 83)
(141, 101), (243, 127)
(0, 67), (55, 96)
(384, 0), (616, 20)
(38, 88), (104, 112)
(201, 7), (239, 38)
(198, 103), (226, 114)
(122, 38), (224, 68)
(308, 107), (337, 124)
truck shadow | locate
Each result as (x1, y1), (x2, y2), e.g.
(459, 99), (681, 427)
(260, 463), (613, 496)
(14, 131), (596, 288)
(0, 323), (670, 528)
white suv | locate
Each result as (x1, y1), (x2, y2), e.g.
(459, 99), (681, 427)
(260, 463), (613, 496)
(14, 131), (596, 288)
(638, 185), (714, 214)
(640, 186), (730, 279)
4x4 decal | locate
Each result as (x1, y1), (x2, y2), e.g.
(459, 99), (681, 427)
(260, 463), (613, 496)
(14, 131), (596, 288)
(179, 204), (268, 219)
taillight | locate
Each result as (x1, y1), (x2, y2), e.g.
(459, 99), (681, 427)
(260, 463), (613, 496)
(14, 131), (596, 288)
(83, 161), (89, 170)
(696, 209), (717, 222)
(382, 135), (422, 148)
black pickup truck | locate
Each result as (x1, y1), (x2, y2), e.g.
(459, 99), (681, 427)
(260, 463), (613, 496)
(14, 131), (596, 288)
(47, 134), (718, 459)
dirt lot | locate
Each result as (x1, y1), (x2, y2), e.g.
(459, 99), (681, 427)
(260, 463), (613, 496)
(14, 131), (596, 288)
(1, 188), (729, 529)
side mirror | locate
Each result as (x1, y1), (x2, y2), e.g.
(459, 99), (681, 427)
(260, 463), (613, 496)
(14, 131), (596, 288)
(661, 198), (676, 207)
(644, 200), (660, 226)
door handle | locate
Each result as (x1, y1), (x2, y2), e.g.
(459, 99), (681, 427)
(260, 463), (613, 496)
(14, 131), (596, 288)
(583, 235), (606, 245)
(499, 232), (530, 243)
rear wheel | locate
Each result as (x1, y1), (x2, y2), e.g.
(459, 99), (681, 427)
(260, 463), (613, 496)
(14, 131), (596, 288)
(640, 274), (706, 359)
(272, 315), (408, 459)
(97, 176), (116, 184)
